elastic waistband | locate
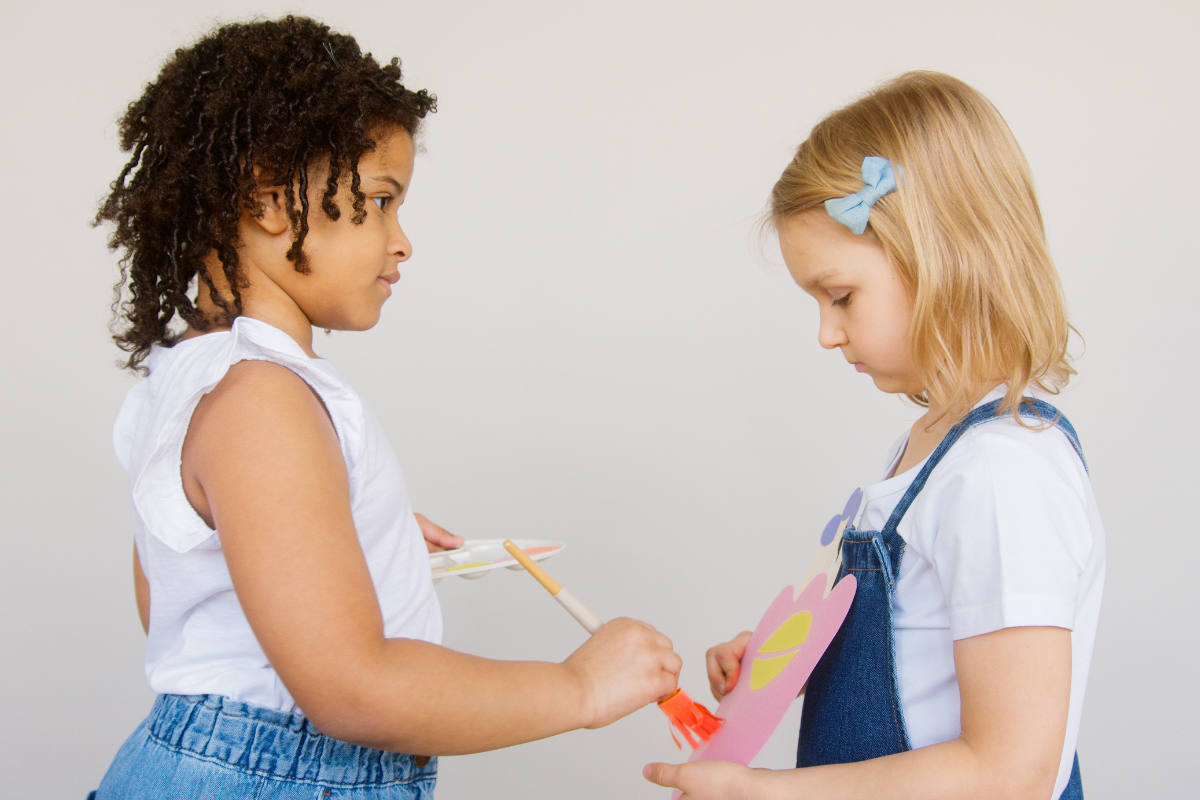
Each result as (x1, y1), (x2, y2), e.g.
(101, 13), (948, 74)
(146, 694), (434, 787)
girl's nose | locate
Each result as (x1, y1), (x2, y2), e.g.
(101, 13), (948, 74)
(391, 222), (412, 262)
(817, 312), (848, 350)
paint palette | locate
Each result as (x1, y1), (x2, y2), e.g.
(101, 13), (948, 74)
(429, 539), (565, 583)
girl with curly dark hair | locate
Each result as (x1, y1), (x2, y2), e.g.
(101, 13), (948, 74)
(92, 16), (680, 799)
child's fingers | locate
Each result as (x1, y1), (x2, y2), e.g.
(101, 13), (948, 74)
(661, 637), (684, 678)
(643, 762), (685, 790)
(567, 618), (682, 728)
(646, 626), (684, 683)
(706, 647), (727, 700)
(414, 513), (464, 552)
(706, 631), (753, 701)
(644, 760), (758, 799)
(722, 659), (740, 698)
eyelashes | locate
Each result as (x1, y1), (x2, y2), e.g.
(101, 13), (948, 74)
(831, 293), (851, 307)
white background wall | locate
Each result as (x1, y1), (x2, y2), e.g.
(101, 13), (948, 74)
(1, 1), (1195, 797)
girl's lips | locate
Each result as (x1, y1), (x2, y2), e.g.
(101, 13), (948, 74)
(854, 362), (867, 372)
(378, 271), (400, 296)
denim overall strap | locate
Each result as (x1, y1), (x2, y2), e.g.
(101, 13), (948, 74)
(799, 398), (1086, 800)
(881, 398), (1086, 542)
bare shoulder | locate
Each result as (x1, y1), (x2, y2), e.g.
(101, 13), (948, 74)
(193, 360), (328, 431)
(184, 359), (341, 487)
(204, 359), (320, 411)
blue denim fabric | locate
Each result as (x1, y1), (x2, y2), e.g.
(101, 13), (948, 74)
(797, 399), (1084, 800)
(89, 694), (436, 799)
(797, 516), (912, 764)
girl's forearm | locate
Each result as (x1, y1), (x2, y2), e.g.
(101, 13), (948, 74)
(294, 616), (680, 756)
(309, 638), (592, 755)
(755, 738), (1052, 800)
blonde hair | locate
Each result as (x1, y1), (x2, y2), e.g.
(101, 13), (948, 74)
(771, 71), (1075, 422)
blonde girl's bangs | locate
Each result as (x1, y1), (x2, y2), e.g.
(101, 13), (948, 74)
(771, 71), (1075, 422)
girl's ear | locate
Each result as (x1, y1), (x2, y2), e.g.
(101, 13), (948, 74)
(251, 186), (291, 236)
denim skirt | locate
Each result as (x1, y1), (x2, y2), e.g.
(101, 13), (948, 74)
(90, 694), (437, 799)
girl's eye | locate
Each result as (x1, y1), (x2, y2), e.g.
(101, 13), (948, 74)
(373, 196), (390, 211)
(831, 293), (851, 307)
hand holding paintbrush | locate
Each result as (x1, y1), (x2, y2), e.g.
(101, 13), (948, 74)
(503, 540), (723, 745)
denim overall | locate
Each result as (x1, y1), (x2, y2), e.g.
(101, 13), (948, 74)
(797, 398), (1085, 800)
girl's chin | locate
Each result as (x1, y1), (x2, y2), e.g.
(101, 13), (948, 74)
(871, 377), (925, 397)
(305, 308), (383, 332)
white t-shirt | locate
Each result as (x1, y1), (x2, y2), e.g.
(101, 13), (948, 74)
(857, 388), (1104, 800)
(113, 317), (442, 713)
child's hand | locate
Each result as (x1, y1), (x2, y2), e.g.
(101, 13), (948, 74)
(564, 618), (682, 729)
(414, 513), (464, 552)
(643, 759), (766, 799)
(706, 631), (752, 701)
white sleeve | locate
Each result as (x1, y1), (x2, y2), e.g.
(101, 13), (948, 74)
(112, 381), (148, 471)
(925, 430), (1092, 641)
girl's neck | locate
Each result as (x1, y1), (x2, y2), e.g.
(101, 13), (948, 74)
(893, 381), (1003, 476)
(181, 253), (318, 357)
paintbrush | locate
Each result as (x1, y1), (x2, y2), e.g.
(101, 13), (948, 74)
(502, 539), (603, 633)
(502, 541), (724, 747)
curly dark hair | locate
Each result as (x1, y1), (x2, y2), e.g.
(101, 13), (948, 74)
(95, 15), (436, 371)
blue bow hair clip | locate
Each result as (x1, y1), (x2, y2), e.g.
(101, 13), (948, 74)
(824, 156), (898, 235)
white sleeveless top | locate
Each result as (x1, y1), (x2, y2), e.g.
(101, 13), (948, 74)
(113, 317), (443, 712)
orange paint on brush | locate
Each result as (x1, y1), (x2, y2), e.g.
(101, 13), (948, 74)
(658, 688), (724, 750)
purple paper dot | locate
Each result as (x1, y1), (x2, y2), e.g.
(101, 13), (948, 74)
(820, 514), (841, 546)
(841, 488), (863, 522)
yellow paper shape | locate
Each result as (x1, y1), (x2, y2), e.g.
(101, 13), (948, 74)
(750, 652), (798, 690)
(759, 611), (813, 654)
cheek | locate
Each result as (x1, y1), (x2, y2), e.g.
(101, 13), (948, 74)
(852, 293), (911, 363)
(880, 301), (914, 365)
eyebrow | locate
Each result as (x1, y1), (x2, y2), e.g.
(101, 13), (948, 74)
(366, 175), (406, 195)
(800, 267), (844, 291)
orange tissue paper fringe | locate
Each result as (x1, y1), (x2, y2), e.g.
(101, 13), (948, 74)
(657, 689), (725, 750)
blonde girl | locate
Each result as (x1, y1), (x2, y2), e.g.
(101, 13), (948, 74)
(645, 71), (1104, 800)
(91, 17), (680, 799)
